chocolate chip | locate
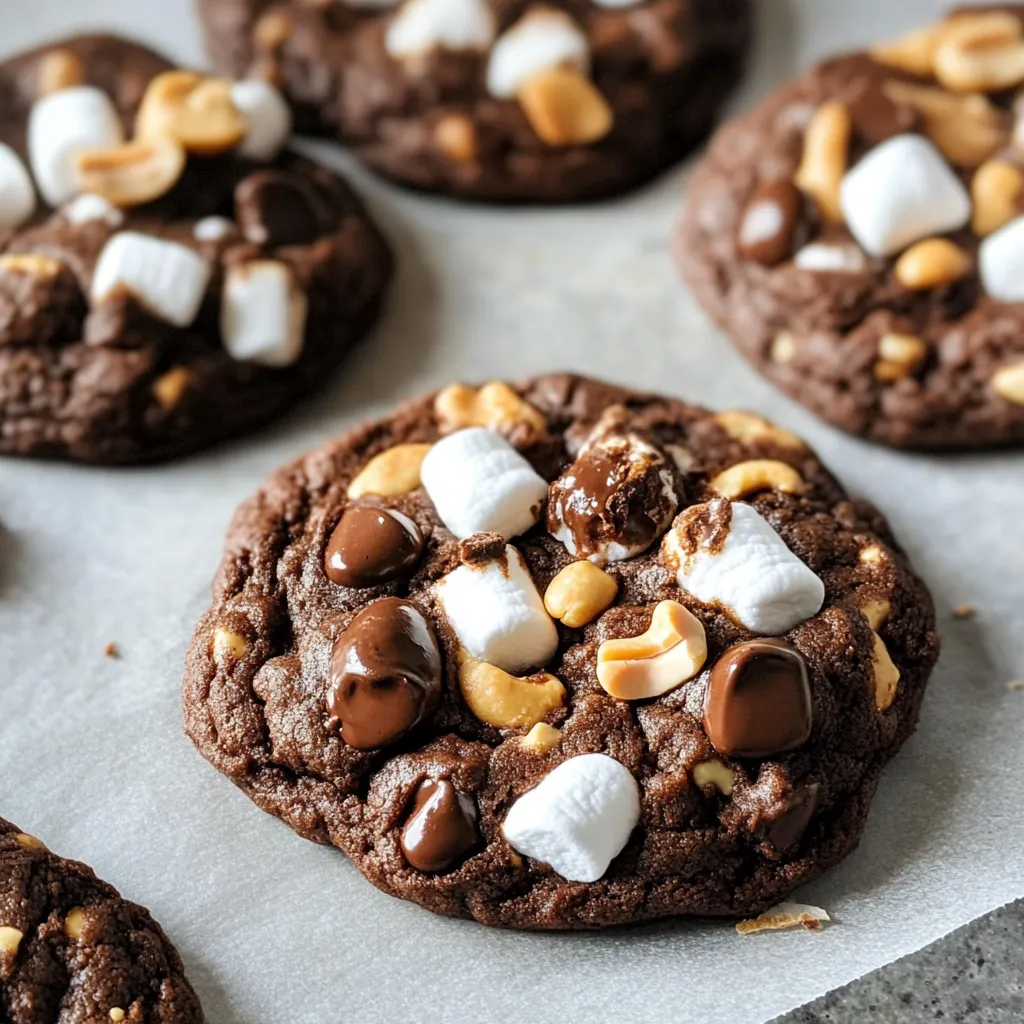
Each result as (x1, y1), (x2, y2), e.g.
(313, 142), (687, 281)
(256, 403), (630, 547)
(736, 180), (805, 265)
(234, 170), (331, 246)
(324, 503), (424, 588)
(703, 639), (812, 758)
(847, 80), (918, 147)
(400, 778), (479, 873)
(766, 782), (820, 852)
(327, 598), (442, 749)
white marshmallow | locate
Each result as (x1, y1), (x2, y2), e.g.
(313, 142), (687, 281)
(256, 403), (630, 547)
(28, 86), (123, 207)
(979, 214), (1024, 302)
(230, 80), (293, 162)
(343, 0), (399, 6)
(663, 501), (824, 636)
(486, 8), (589, 99)
(62, 192), (123, 227)
(421, 427), (548, 540)
(221, 260), (308, 367)
(385, 0), (497, 59)
(436, 545), (558, 673)
(502, 754), (640, 882)
(193, 216), (236, 242)
(839, 134), (971, 257)
(0, 144), (36, 229)
(91, 232), (211, 327)
(793, 242), (867, 274)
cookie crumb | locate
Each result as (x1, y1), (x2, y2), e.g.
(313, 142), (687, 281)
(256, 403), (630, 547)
(104, 642), (120, 659)
(736, 902), (830, 935)
(1008, 680), (1023, 692)
(952, 604), (974, 619)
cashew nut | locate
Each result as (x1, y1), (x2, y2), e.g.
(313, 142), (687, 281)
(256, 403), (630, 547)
(794, 101), (850, 224)
(544, 561), (618, 628)
(875, 333), (928, 382)
(517, 67), (613, 148)
(708, 459), (806, 500)
(692, 760), (734, 796)
(972, 161), (1023, 237)
(992, 361), (1024, 406)
(933, 11), (1024, 93)
(714, 411), (805, 450)
(458, 656), (566, 729)
(870, 23), (943, 76)
(434, 381), (546, 434)
(894, 238), (971, 291)
(434, 114), (478, 164)
(0, 927), (23, 955)
(521, 722), (562, 753)
(872, 631), (900, 711)
(347, 443), (433, 499)
(73, 136), (187, 207)
(596, 600), (707, 701)
(136, 71), (248, 156)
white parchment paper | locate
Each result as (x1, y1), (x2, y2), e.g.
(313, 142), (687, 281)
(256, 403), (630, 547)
(1, 1), (1023, 1021)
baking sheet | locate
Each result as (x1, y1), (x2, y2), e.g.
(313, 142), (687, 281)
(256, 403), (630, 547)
(2, 1), (1023, 1021)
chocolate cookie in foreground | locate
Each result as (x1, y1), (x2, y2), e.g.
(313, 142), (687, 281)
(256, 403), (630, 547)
(183, 374), (939, 930)
(0, 35), (391, 464)
(0, 818), (203, 1022)
(676, 7), (1024, 449)
(196, 0), (751, 202)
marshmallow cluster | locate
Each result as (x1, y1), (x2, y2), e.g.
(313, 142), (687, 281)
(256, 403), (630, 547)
(221, 260), (308, 366)
(230, 80), (293, 162)
(980, 214), (1024, 302)
(436, 545), (557, 674)
(502, 754), (640, 882)
(0, 144), (36, 230)
(385, 0), (496, 59)
(421, 428), (548, 540)
(487, 8), (590, 99)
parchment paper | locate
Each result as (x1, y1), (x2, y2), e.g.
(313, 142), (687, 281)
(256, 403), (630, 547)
(1, 1), (1022, 1021)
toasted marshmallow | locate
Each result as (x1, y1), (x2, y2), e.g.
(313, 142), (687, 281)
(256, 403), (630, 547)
(662, 500), (824, 635)
(62, 192), (124, 227)
(980, 213), (1024, 302)
(28, 86), (123, 206)
(487, 8), (590, 99)
(436, 545), (558, 674)
(230, 79), (293, 162)
(502, 753), (640, 882)
(385, 0), (497, 59)
(420, 427), (548, 540)
(220, 259), (308, 367)
(0, 144), (36, 229)
(91, 232), (211, 327)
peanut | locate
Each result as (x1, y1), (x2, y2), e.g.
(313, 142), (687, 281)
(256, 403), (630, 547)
(714, 411), (805, 450)
(110, 1011), (127, 1023)
(933, 11), (1024, 93)
(38, 48), (84, 94)
(692, 760), (734, 796)
(347, 443), (433, 499)
(0, 927), (23, 955)
(859, 544), (886, 565)
(770, 331), (797, 365)
(543, 561), (618, 628)
(136, 71), (248, 156)
(15, 833), (45, 850)
(517, 67), (613, 148)
(971, 161), (1023, 236)
(872, 631), (900, 711)
(212, 627), (247, 664)
(708, 459), (805, 500)
(893, 238), (971, 291)
(521, 722), (562, 753)
(794, 101), (851, 224)
(874, 333), (928, 382)
(434, 382), (546, 434)
(64, 907), (87, 941)
(458, 656), (565, 729)
(73, 137), (187, 207)
(152, 366), (192, 410)
(434, 114), (478, 164)
(992, 361), (1024, 405)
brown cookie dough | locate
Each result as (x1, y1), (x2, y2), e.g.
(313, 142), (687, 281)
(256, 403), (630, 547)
(0, 818), (203, 1022)
(183, 374), (939, 930)
(196, 0), (751, 202)
(0, 35), (392, 464)
(676, 7), (1024, 449)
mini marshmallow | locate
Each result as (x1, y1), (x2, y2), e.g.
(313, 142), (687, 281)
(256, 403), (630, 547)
(221, 260), (308, 367)
(663, 501), (824, 636)
(793, 242), (868, 273)
(486, 8), (589, 99)
(91, 232), (211, 327)
(193, 216), (236, 242)
(502, 754), (640, 882)
(436, 545), (558, 673)
(230, 80), (293, 162)
(385, 0), (496, 60)
(0, 144), (36, 229)
(839, 134), (971, 257)
(28, 86), (123, 206)
(979, 214), (1024, 302)
(62, 192), (123, 227)
(421, 427), (548, 540)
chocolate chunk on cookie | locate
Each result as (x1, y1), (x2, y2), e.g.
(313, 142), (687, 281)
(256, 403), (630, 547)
(0, 818), (203, 1022)
(196, 0), (752, 202)
(183, 374), (939, 929)
(676, 6), (1024, 449)
(0, 34), (392, 464)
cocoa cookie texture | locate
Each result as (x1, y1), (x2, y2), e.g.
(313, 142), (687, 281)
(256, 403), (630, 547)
(183, 374), (939, 930)
(0, 34), (392, 464)
(676, 6), (1024, 450)
(195, 0), (752, 202)
(0, 818), (203, 1023)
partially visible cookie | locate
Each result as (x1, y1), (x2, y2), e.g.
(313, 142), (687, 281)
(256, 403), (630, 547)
(676, 6), (1024, 449)
(183, 374), (939, 930)
(0, 818), (203, 1022)
(0, 35), (392, 464)
(196, 0), (752, 202)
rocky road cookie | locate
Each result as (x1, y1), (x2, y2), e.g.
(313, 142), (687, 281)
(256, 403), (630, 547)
(183, 374), (938, 930)
(0, 35), (392, 464)
(676, 7), (1024, 449)
(196, 0), (751, 202)
(0, 818), (203, 1022)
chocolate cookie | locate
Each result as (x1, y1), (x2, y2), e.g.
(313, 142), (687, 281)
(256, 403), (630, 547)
(676, 7), (1024, 449)
(0, 818), (203, 1022)
(0, 35), (392, 464)
(196, 0), (751, 202)
(183, 374), (939, 930)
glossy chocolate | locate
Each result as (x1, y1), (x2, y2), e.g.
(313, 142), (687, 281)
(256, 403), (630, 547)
(327, 598), (442, 749)
(325, 503), (424, 588)
(735, 180), (804, 265)
(400, 778), (479, 873)
(703, 639), (813, 758)
(766, 782), (820, 852)
(848, 80), (918, 146)
(235, 169), (330, 246)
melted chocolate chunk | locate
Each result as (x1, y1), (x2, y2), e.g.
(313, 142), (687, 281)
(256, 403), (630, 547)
(235, 169), (331, 246)
(704, 639), (813, 758)
(400, 778), (479, 873)
(324, 503), (424, 588)
(327, 598), (442, 749)
(736, 180), (805, 265)
(767, 782), (820, 852)
(847, 80), (918, 146)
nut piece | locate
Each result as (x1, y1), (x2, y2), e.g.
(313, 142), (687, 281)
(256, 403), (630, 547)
(434, 381), (546, 434)
(860, 595), (892, 630)
(0, 927), (23, 955)
(972, 161), (1024, 237)
(521, 722), (561, 753)
(933, 11), (1024, 93)
(0, 254), (62, 278)
(875, 333), (928, 382)
(736, 901), (830, 935)
(64, 907), (87, 941)
(347, 443), (433, 499)
(517, 67), (613, 147)
(136, 71), (248, 156)
(152, 366), (192, 410)
(859, 544), (886, 565)
(870, 23), (942, 76)
(212, 627), (247, 664)
(544, 561), (618, 628)
(872, 631), (900, 711)
(254, 9), (294, 50)
(714, 411), (805, 450)
(110, 1010), (127, 1023)
(15, 833), (45, 850)
(596, 600), (707, 701)
(894, 238), (971, 290)
(458, 656), (565, 729)
(794, 101), (850, 224)
(770, 331), (797, 365)
(992, 361), (1024, 405)
(73, 137), (187, 207)
(434, 114), (478, 164)
(708, 459), (805, 500)
(692, 760), (734, 796)
(38, 48), (84, 95)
